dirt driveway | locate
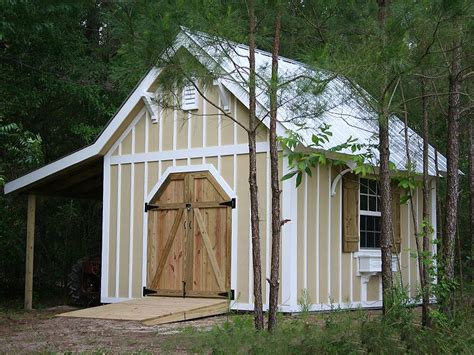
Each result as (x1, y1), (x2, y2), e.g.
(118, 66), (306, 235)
(0, 306), (227, 353)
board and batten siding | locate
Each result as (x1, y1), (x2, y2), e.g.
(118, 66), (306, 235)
(101, 83), (434, 311)
(294, 168), (434, 310)
(102, 86), (274, 308)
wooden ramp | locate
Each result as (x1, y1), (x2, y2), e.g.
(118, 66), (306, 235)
(57, 297), (229, 326)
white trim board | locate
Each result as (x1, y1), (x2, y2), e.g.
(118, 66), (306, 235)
(145, 164), (236, 203)
(110, 142), (271, 165)
(141, 164), (237, 295)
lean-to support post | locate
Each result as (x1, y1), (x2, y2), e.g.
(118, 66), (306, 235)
(24, 194), (36, 310)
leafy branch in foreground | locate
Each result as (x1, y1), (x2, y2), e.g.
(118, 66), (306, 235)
(279, 124), (378, 187)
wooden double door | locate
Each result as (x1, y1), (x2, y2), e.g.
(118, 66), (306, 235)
(146, 172), (232, 298)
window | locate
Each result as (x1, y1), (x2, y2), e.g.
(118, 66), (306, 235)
(359, 178), (381, 248)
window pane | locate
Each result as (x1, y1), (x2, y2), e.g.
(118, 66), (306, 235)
(360, 230), (367, 248)
(375, 217), (380, 231)
(369, 196), (377, 211)
(361, 195), (368, 210)
(375, 232), (381, 248)
(369, 180), (377, 195)
(366, 232), (374, 248)
(360, 215), (367, 230)
(360, 180), (368, 194)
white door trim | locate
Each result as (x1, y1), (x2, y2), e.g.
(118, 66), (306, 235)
(142, 163), (237, 295)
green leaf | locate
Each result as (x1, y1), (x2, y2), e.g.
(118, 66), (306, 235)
(296, 172), (302, 187)
(282, 171), (297, 181)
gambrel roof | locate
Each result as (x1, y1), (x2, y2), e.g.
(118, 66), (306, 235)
(4, 28), (446, 195)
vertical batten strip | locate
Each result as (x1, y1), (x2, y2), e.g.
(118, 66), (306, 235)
(142, 161), (148, 289)
(172, 95), (177, 166)
(115, 161), (122, 298)
(265, 148), (271, 305)
(339, 180), (343, 303)
(217, 96), (222, 172)
(315, 164), (320, 304)
(128, 162), (135, 298)
(230, 95), (238, 294)
(202, 89), (207, 164)
(407, 199), (412, 293)
(303, 173), (308, 290)
(233, 96), (237, 145)
(248, 208), (253, 304)
(142, 112), (149, 290)
(187, 111), (192, 164)
(101, 155), (111, 301)
(128, 127), (136, 298)
(281, 155), (298, 308)
(327, 169), (331, 303)
(158, 107), (163, 175)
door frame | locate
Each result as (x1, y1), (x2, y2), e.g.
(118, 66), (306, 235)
(143, 164), (237, 296)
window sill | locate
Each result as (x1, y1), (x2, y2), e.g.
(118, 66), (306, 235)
(354, 249), (398, 275)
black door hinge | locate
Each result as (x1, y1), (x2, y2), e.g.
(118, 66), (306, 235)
(144, 202), (159, 212)
(143, 287), (157, 296)
(218, 289), (235, 300)
(219, 198), (236, 209)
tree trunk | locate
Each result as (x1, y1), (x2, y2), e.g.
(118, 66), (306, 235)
(267, 4), (282, 333)
(377, 0), (394, 315)
(421, 77), (432, 327)
(442, 29), (462, 315)
(247, 0), (264, 330)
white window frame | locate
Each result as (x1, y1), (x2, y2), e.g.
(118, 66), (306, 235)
(359, 178), (381, 250)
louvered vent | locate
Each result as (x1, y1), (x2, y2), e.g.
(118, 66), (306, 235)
(181, 84), (198, 110)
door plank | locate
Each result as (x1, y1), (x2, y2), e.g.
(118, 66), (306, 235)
(194, 208), (225, 291)
(150, 208), (184, 289)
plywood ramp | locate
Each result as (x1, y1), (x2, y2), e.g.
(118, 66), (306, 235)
(58, 297), (229, 326)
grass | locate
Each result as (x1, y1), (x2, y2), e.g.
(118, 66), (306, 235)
(165, 298), (474, 354)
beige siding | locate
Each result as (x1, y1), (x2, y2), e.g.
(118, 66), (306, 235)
(190, 104), (203, 148)
(318, 165), (330, 304)
(161, 108), (174, 151)
(119, 164), (131, 298)
(103, 82), (428, 310)
(121, 132), (132, 155)
(191, 157), (203, 165)
(367, 275), (380, 301)
(236, 100), (248, 144)
(134, 113), (146, 154)
(256, 152), (268, 299)
(148, 117), (159, 152)
(206, 88), (219, 147)
(147, 162), (159, 195)
(176, 110), (188, 150)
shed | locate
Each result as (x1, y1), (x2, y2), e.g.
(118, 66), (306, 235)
(5, 28), (447, 313)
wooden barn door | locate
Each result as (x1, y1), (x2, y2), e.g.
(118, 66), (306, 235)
(147, 172), (231, 298)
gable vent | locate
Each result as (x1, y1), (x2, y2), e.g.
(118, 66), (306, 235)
(181, 84), (198, 110)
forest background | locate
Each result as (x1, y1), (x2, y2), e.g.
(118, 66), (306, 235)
(0, 0), (472, 307)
